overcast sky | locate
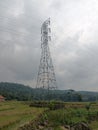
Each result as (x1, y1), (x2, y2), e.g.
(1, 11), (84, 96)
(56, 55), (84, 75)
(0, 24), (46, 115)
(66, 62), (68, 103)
(0, 0), (98, 91)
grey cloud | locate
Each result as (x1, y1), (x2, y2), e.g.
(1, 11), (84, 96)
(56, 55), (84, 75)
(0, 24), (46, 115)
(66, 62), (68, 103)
(0, 0), (98, 91)
(56, 41), (98, 90)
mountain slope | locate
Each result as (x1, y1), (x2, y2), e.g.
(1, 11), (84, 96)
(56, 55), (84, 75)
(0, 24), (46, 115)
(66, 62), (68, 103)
(0, 82), (98, 101)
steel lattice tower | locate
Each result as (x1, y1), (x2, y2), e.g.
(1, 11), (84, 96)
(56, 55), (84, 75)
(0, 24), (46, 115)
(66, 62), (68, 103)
(36, 18), (57, 92)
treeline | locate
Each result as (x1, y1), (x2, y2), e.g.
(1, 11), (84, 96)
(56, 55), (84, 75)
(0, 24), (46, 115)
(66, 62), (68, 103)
(0, 82), (98, 102)
(0, 82), (33, 100)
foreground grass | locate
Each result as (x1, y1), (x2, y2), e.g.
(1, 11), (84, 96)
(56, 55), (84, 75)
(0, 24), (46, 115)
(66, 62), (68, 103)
(89, 121), (98, 130)
(0, 101), (45, 130)
(40, 102), (98, 130)
(1, 101), (98, 130)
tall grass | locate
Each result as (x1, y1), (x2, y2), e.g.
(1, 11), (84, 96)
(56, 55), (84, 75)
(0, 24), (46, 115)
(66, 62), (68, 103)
(41, 102), (98, 129)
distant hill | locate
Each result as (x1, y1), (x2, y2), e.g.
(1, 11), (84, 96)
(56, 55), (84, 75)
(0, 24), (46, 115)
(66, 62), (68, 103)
(79, 91), (98, 101)
(0, 82), (98, 101)
(0, 82), (33, 100)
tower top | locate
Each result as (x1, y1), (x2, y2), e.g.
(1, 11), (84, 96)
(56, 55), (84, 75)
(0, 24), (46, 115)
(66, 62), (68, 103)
(42, 18), (50, 26)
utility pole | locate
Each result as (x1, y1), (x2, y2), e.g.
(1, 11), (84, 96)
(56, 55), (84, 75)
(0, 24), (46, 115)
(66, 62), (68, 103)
(36, 19), (57, 99)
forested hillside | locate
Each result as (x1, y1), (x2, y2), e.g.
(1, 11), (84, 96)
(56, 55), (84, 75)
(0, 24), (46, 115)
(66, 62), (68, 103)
(0, 82), (33, 100)
(0, 82), (98, 101)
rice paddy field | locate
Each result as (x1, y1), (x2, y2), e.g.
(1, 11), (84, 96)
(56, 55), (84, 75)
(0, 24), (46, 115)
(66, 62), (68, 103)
(0, 101), (45, 130)
(0, 101), (98, 130)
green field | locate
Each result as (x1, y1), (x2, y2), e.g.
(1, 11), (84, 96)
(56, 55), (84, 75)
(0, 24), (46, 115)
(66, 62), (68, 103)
(0, 101), (45, 130)
(0, 101), (98, 130)
(38, 102), (98, 130)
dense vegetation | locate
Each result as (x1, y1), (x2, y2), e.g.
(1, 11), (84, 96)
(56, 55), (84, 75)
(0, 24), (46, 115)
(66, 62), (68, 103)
(39, 102), (98, 130)
(0, 82), (33, 100)
(0, 82), (98, 101)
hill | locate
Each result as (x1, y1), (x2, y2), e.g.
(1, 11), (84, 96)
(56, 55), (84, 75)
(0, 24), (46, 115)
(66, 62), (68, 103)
(0, 82), (98, 101)
(0, 82), (33, 100)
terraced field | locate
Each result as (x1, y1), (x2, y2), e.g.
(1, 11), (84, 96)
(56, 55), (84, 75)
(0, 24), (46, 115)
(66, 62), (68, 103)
(0, 101), (45, 130)
(0, 101), (98, 130)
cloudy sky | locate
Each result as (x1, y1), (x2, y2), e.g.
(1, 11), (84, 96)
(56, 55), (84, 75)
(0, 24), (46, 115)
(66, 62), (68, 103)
(0, 0), (98, 91)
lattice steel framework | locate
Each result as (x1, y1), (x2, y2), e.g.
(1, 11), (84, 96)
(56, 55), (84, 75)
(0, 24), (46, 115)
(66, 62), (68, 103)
(36, 18), (57, 91)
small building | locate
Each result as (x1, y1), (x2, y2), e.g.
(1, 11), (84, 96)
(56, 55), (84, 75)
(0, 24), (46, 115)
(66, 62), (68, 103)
(0, 95), (5, 102)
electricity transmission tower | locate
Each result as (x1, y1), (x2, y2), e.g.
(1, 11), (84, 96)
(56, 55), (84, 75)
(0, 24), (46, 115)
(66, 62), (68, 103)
(36, 18), (57, 94)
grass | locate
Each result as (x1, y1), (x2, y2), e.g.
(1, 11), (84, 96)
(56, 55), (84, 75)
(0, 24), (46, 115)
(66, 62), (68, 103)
(1, 101), (98, 130)
(89, 121), (98, 130)
(45, 108), (87, 126)
(41, 102), (98, 129)
(0, 101), (45, 130)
